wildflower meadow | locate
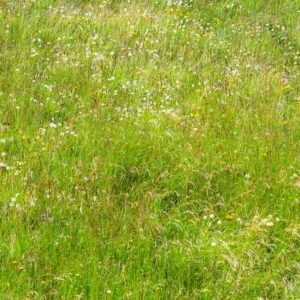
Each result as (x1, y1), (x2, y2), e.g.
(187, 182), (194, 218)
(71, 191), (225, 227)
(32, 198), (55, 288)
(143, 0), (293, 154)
(1, 0), (300, 298)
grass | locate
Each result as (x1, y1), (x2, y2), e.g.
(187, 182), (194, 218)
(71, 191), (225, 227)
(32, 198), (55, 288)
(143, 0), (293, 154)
(0, 0), (300, 298)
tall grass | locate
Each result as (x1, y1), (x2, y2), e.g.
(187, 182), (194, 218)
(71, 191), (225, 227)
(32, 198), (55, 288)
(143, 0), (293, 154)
(0, 0), (300, 298)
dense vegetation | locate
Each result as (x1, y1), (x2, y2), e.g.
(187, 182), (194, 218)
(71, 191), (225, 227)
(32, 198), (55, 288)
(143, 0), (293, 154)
(1, 0), (300, 298)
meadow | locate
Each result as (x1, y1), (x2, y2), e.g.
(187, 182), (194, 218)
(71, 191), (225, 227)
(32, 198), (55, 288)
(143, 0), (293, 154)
(0, 0), (300, 298)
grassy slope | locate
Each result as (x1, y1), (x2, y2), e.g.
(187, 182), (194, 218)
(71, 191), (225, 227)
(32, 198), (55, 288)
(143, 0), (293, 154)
(0, 0), (300, 298)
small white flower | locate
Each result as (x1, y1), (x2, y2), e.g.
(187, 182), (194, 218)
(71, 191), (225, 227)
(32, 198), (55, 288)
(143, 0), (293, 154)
(217, 220), (222, 225)
(209, 214), (214, 219)
(15, 203), (22, 211)
(49, 122), (57, 128)
(0, 162), (9, 170)
(265, 221), (274, 227)
(232, 69), (239, 76)
(211, 242), (216, 247)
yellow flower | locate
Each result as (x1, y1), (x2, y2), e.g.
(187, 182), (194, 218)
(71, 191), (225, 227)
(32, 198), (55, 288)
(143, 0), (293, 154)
(226, 213), (235, 220)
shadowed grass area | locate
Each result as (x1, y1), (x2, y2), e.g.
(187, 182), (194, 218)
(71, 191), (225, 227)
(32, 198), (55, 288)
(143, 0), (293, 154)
(0, 0), (300, 298)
